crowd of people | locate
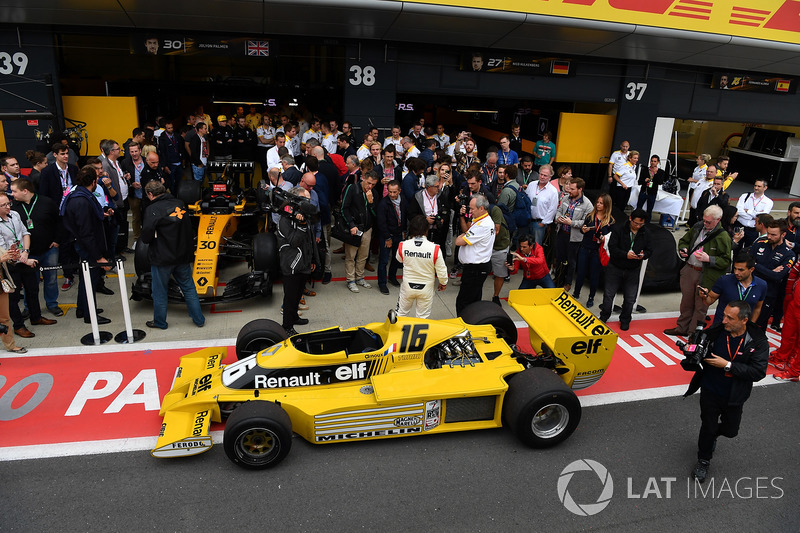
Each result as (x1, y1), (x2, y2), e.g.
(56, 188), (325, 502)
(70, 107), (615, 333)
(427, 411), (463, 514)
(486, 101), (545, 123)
(0, 107), (798, 390)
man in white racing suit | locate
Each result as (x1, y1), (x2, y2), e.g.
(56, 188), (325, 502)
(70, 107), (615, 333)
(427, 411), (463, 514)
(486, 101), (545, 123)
(395, 214), (448, 318)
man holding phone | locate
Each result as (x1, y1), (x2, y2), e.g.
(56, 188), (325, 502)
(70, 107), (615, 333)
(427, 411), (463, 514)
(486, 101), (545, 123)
(665, 205), (732, 336)
(698, 253), (766, 325)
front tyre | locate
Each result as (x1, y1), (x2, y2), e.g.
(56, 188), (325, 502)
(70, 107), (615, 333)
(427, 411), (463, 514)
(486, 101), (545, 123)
(503, 368), (581, 448)
(223, 401), (292, 469)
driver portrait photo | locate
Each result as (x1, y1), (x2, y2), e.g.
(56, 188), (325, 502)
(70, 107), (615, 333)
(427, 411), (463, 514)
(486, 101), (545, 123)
(145, 37), (159, 55)
(472, 52), (484, 71)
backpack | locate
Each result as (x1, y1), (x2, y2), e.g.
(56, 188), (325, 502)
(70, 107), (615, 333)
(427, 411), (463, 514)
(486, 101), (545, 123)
(499, 182), (532, 232)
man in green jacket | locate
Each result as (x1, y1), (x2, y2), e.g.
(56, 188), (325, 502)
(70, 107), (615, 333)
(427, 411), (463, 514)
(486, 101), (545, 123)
(665, 205), (732, 336)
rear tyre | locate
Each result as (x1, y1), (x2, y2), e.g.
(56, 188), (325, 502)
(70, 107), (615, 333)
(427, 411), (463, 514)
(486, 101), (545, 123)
(223, 401), (292, 469)
(253, 232), (278, 275)
(460, 301), (518, 345)
(503, 367), (581, 448)
(134, 241), (150, 276)
(235, 319), (287, 360)
(177, 179), (202, 207)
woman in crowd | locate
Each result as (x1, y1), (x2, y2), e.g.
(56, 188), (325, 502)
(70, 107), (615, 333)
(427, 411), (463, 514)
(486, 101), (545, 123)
(553, 165), (572, 203)
(25, 150), (47, 191)
(0, 244), (26, 353)
(636, 154), (665, 223)
(687, 153), (711, 225)
(611, 150), (638, 215)
(573, 193), (614, 308)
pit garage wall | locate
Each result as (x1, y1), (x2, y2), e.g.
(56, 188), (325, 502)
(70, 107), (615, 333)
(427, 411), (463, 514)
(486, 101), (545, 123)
(0, 29), (63, 158)
(343, 42), (800, 166)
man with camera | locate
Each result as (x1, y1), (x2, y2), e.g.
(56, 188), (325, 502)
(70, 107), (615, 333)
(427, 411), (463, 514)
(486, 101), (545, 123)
(681, 300), (768, 483)
(664, 205), (731, 336)
(408, 174), (450, 253)
(276, 187), (319, 335)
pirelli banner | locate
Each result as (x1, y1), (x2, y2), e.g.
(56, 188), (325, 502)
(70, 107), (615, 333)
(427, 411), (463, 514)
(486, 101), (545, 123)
(406, 0), (800, 46)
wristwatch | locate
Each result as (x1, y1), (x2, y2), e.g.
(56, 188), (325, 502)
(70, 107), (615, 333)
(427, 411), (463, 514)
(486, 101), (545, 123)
(724, 362), (732, 372)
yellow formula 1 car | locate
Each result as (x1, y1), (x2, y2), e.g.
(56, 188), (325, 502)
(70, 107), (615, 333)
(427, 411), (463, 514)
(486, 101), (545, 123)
(132, 168), (277, 303)
(152, 290), (618, 469)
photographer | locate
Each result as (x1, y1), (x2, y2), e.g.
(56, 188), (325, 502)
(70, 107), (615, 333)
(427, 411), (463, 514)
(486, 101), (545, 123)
(681, 301), (768, 483)
(277, 187), (319, 335)
(408, 174), (450, 252)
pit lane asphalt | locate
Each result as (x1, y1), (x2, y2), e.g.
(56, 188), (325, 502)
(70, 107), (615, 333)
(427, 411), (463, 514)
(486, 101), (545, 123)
(3, 383), (797, 532)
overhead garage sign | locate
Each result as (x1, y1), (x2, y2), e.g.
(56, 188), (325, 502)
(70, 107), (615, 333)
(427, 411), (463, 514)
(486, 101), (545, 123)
(403, 0), (800, 46)
(130, 36), (272, 57)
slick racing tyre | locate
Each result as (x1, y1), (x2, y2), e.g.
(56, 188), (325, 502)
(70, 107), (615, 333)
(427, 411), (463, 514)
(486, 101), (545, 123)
(133, 241), (150, 277)
(460, 301), (518, 345)
(252, 232), (278, 276)
(503, 367), (581, 448)
(235, 319), (287, 360)
(224, 401), (292, 469)
(177, 179), (202, 207)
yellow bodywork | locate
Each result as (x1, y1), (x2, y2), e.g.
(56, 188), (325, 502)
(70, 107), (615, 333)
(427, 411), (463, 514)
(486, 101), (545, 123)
(152, 290), (617, 458)
(185, 197), (247, 298)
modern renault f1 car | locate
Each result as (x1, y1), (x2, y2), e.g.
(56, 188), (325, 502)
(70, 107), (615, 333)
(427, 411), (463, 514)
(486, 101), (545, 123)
(131, 162), (278, 303)
(152, 289), (618, 469)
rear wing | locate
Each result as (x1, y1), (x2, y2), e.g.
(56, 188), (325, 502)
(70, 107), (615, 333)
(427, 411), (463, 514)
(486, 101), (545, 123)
(508, 289), (617, 389)
(151, 347), (226, 458)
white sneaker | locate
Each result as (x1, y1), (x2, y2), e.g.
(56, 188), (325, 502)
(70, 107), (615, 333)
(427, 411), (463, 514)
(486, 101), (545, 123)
(347, 282), (359, 293)
(356, 279), (371, 288)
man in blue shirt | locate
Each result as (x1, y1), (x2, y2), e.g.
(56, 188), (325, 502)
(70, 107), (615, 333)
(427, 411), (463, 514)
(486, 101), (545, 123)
(497, 136), (519, 166)
(700, 253), (766, 324)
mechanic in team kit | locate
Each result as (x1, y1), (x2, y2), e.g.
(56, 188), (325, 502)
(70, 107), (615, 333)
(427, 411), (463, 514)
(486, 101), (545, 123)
(141, 181), (205, 330)
(395, 215), (448, 318)
(455, 193), (495, 316)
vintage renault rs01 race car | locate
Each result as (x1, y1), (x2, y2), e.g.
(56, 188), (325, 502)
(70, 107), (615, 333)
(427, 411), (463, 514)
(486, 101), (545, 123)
(152, 289), (618, 469)
(132, 163), (278, 303)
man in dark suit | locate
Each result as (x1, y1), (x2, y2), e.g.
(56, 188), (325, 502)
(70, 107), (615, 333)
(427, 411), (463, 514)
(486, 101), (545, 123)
(60, 166), (112, 324)
(38, 143), (78, 206)
(375, 180), (407, 294)
(280, 155), (303, 186)
(696, 176), (729, 214)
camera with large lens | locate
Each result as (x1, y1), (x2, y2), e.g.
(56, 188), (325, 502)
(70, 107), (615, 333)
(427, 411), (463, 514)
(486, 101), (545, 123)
(675, 326), (710, 372)
(269, 187), (319, 224)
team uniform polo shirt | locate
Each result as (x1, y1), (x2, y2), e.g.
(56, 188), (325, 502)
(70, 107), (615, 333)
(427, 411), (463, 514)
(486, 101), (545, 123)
(321, 133), (337, 155)
(301, 128), (321, 145)
(458, 212), (495, 264)
(736, 193), (774, 228)
(609, 150), (629, 176)
(433, 133), (450, 150)
(383, 136), (404, 156)
(710, 274), (767, 324)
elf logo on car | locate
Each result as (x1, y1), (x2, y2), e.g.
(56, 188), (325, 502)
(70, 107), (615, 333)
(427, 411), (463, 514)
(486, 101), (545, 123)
(193, 374), (212, 394)
(394, 415), (421, 427)
(192, 410), (209, 436)
(335, 362), (367, 381)
(571, 339), (603, 355)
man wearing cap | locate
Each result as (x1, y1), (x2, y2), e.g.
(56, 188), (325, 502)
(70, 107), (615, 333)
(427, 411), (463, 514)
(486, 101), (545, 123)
(210, 115), (233, 163)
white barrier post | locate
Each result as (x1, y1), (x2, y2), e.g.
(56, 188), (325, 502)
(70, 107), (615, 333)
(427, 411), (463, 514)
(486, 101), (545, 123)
(114, 258), (146, 343)
(80, 260), (112, 346)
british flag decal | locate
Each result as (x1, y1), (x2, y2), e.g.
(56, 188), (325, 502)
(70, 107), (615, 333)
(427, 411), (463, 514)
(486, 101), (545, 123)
(246, 41), (269, 57)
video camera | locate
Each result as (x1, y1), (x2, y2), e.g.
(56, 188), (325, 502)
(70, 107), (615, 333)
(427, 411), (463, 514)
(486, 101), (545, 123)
(256, 181), (319, 224)
(675, 326), (710, 372)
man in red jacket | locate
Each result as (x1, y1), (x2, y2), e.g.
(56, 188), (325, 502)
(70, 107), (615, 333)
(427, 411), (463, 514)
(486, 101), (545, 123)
(506, 234), (555, 289)
(771, 260), (800, 381)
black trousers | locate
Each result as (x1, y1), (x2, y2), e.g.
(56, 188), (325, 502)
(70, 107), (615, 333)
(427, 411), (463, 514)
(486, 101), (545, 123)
(755, 292), (780, 330)
(611, 184), (632, 214)
(281, 272), (307, 330)
(599, 263), (640, 324)
(9, 263), (42, 328)
(697, 388), (743, 461)
(456, 261), (491, 316)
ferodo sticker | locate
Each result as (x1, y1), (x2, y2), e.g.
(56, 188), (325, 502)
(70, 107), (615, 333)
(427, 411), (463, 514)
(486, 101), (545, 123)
(151, 436), (213, 458)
